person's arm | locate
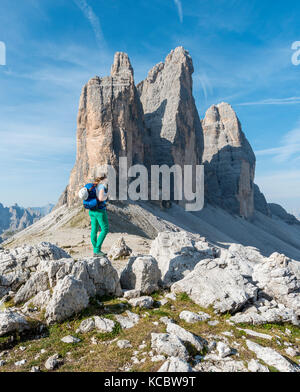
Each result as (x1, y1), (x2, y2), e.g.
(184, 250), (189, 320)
(97, 184), (107, 202)
(98, 187), (106, 202)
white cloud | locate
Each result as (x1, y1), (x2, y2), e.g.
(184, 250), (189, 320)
(196, 73), (213, 102)
(256, 125), (300, 163)
(237, 97), (300, 106)
(73, 0), (105, 49)
(173, 0), (183, 23)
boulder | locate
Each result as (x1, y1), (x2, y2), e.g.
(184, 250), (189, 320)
(171, 256), (258, 314)
(246, 340), (299, 373)
(61, 335), (81, 344)
(231, 306), (298, 326)
(252, 253), (300, 317)
(150, 231), (216, 287)
(22, 290), (52, 312)
(151, 333), (189, 360)
(179, 310), (210, 323)
(121, 255), (160, 294)
(216, 342), (233, 358)
(14, 271), (49, 304)
(45, 276), (89, 323)
(45, 354), (62, 370)
(13, 255), (122, 324)
(194, 358), (248, 373)
(117, 340), (132, 349)
(221, 243), (265, 277)
(78, 318), (95, 333)
(0, 309), (29, 336)
(108, 237), (132, 260)
(70, 257), (122, 298)
(248, 359), (269, 373)
(166, 322), (205, 352)
(128, 296), (154, 309)
(115, 310), (140, 329)
(123, 289), (141, 299)
(0, 242), (70, 298)
(158, 357), (193, 372)
(15, 359), (27, 366)
(94, 316), (115, 333)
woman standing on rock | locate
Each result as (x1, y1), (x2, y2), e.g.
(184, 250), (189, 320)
(79, 173), (109, 257)
(90, 174), (109, 257)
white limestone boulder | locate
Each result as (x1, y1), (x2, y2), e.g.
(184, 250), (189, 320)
(150, 231), (217, 287)
(171, 257), (258, 314)
(121, 255), (160, 294)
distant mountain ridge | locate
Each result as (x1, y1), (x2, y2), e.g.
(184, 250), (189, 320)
(0, 203), (54, 240)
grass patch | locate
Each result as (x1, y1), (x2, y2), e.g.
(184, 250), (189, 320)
(268, 365), (280, 372)
(176, 293), (191, 302)
(148, 309), (171, 318)
(66, 209), (90, 229)
(95, 322), (122, 341)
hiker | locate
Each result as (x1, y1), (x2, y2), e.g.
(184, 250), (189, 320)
(78, 173), (109, 257)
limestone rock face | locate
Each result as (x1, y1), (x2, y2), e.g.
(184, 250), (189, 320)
(64, 52), (145, 207)
(53, 46), (298, 227)
(202, 102), (256, 219)
(254, 184), (271, 216)
(137, 46), (203, 194)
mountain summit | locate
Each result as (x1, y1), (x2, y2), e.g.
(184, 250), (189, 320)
(57, 47), (297, 224)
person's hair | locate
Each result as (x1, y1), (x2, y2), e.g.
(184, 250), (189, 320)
(94, 174), (107, 185)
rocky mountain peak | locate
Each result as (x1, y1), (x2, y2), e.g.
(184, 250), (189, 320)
(56, 47), (297, 223)
(164, 46), (194, 74)
(110, 52), (134, 80)
(62, 50), (145, 207)
(202, 102), (256, 219)
(137, 46), (202, 173)
(203, 103), (242, 145)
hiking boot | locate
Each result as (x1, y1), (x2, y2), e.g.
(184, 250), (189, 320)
(93, 251), (107, 257)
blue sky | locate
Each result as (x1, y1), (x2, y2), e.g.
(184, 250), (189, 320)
(0, 0), (300, 215)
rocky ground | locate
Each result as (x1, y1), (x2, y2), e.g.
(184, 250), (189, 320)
(0, 292), (299, 373)
(0, 230), (299, 373)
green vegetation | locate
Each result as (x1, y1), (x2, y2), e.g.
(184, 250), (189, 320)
(0, 292), (299, 373)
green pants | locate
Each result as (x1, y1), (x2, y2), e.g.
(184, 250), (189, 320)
(89, 209), (109, 253)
